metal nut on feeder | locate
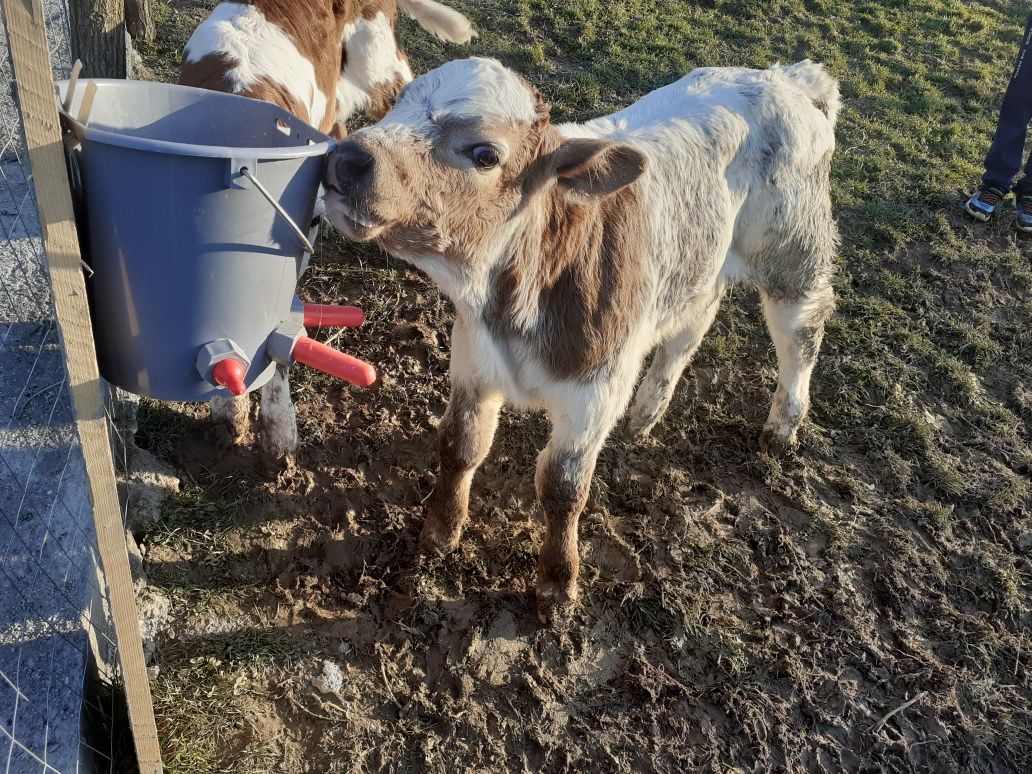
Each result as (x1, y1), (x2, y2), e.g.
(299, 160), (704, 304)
(196, 339), (251, 396)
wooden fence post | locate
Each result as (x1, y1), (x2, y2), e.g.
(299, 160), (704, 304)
(69, 0), (126, 77)
(1, 0), (162, 771)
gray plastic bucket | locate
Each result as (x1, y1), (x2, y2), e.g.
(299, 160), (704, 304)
(56, 79), (334, 402)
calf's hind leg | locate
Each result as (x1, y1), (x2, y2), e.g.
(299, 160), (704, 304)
(536, 380), (634, 617)
(625, 290), (722, 439)
(759, 284), (835, 452)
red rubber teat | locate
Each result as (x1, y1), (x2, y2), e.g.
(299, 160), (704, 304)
(211, 358), (248, 396)
(291, 336), (376, 388)
(303, 303), (364, 328)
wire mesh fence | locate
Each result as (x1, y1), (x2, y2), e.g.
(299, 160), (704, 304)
(1, 1), (137, 771)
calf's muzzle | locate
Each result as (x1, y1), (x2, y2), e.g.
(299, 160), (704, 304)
(326, 140), (376, 192)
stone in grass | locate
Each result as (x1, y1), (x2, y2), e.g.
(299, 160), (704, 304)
(136, 587), (172, 664)
(123, 444), (180, 534)
(125, 529), (146, 591)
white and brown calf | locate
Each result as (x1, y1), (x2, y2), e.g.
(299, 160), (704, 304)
(323, 57), (840, 615)
(180, 0), (474, 465)
(181, 0), (474, 136)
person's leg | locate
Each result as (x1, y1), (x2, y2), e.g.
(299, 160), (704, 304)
(1014, 128), (1032, 198)
(983, 14), (1032, 193)
(1013, 156), (1032, 233)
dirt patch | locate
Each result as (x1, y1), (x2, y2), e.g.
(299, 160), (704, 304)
(139, 253), (1032, 773)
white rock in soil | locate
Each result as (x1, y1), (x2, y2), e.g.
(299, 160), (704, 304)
(136, 588), (172, 664)
(124, 444), (181, 533)
(125, 529), (146, 591)
(311, 660), (345, 696)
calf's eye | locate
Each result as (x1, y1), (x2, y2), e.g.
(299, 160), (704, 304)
(472, 145), (500, 170)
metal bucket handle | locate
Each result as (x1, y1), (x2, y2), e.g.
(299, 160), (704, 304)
(238, 166), (316, 254)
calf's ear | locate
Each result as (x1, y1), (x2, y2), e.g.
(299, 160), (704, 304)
(552, 138), (647, 197)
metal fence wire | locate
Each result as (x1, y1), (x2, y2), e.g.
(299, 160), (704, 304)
(1, 1), (134, 771)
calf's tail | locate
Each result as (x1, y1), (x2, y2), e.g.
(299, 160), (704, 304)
(772, 60), (841, 125)
(397, 0), (477, 44)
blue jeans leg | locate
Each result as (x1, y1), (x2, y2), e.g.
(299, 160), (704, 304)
(983, 14), (1032, 194)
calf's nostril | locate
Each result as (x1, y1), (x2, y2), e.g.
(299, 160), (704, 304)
(334, 144), (375, 183)
(343, 155), (373, 176)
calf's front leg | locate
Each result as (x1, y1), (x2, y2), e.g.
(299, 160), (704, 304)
(259, 365), (298, 469)
(210, 394), (250, 445)
(421, 384), (503, 553)
(535, 442), (597, 613)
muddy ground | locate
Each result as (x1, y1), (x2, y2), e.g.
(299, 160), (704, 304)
(134, 1), (1030, 771)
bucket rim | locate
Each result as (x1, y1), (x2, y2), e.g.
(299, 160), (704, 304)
(56, 78), (335, 160)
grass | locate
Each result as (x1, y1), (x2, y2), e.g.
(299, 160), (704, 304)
(136, 0), (1031, 771)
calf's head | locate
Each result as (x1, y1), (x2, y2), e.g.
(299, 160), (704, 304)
(323, 58), (647, 272)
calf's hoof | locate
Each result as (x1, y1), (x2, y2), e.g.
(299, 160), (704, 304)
(262, 448), (296, 478)
(535, 577), (578, 624)
(211, 419), (249, 449)
(758, 424), (798, 456)
(622, 412), (658, 442)
(419, 517), (463, 555)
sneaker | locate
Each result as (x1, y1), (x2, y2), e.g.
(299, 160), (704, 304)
(1015, 194), (1032, 234)
(965, 185), (1007, 222)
